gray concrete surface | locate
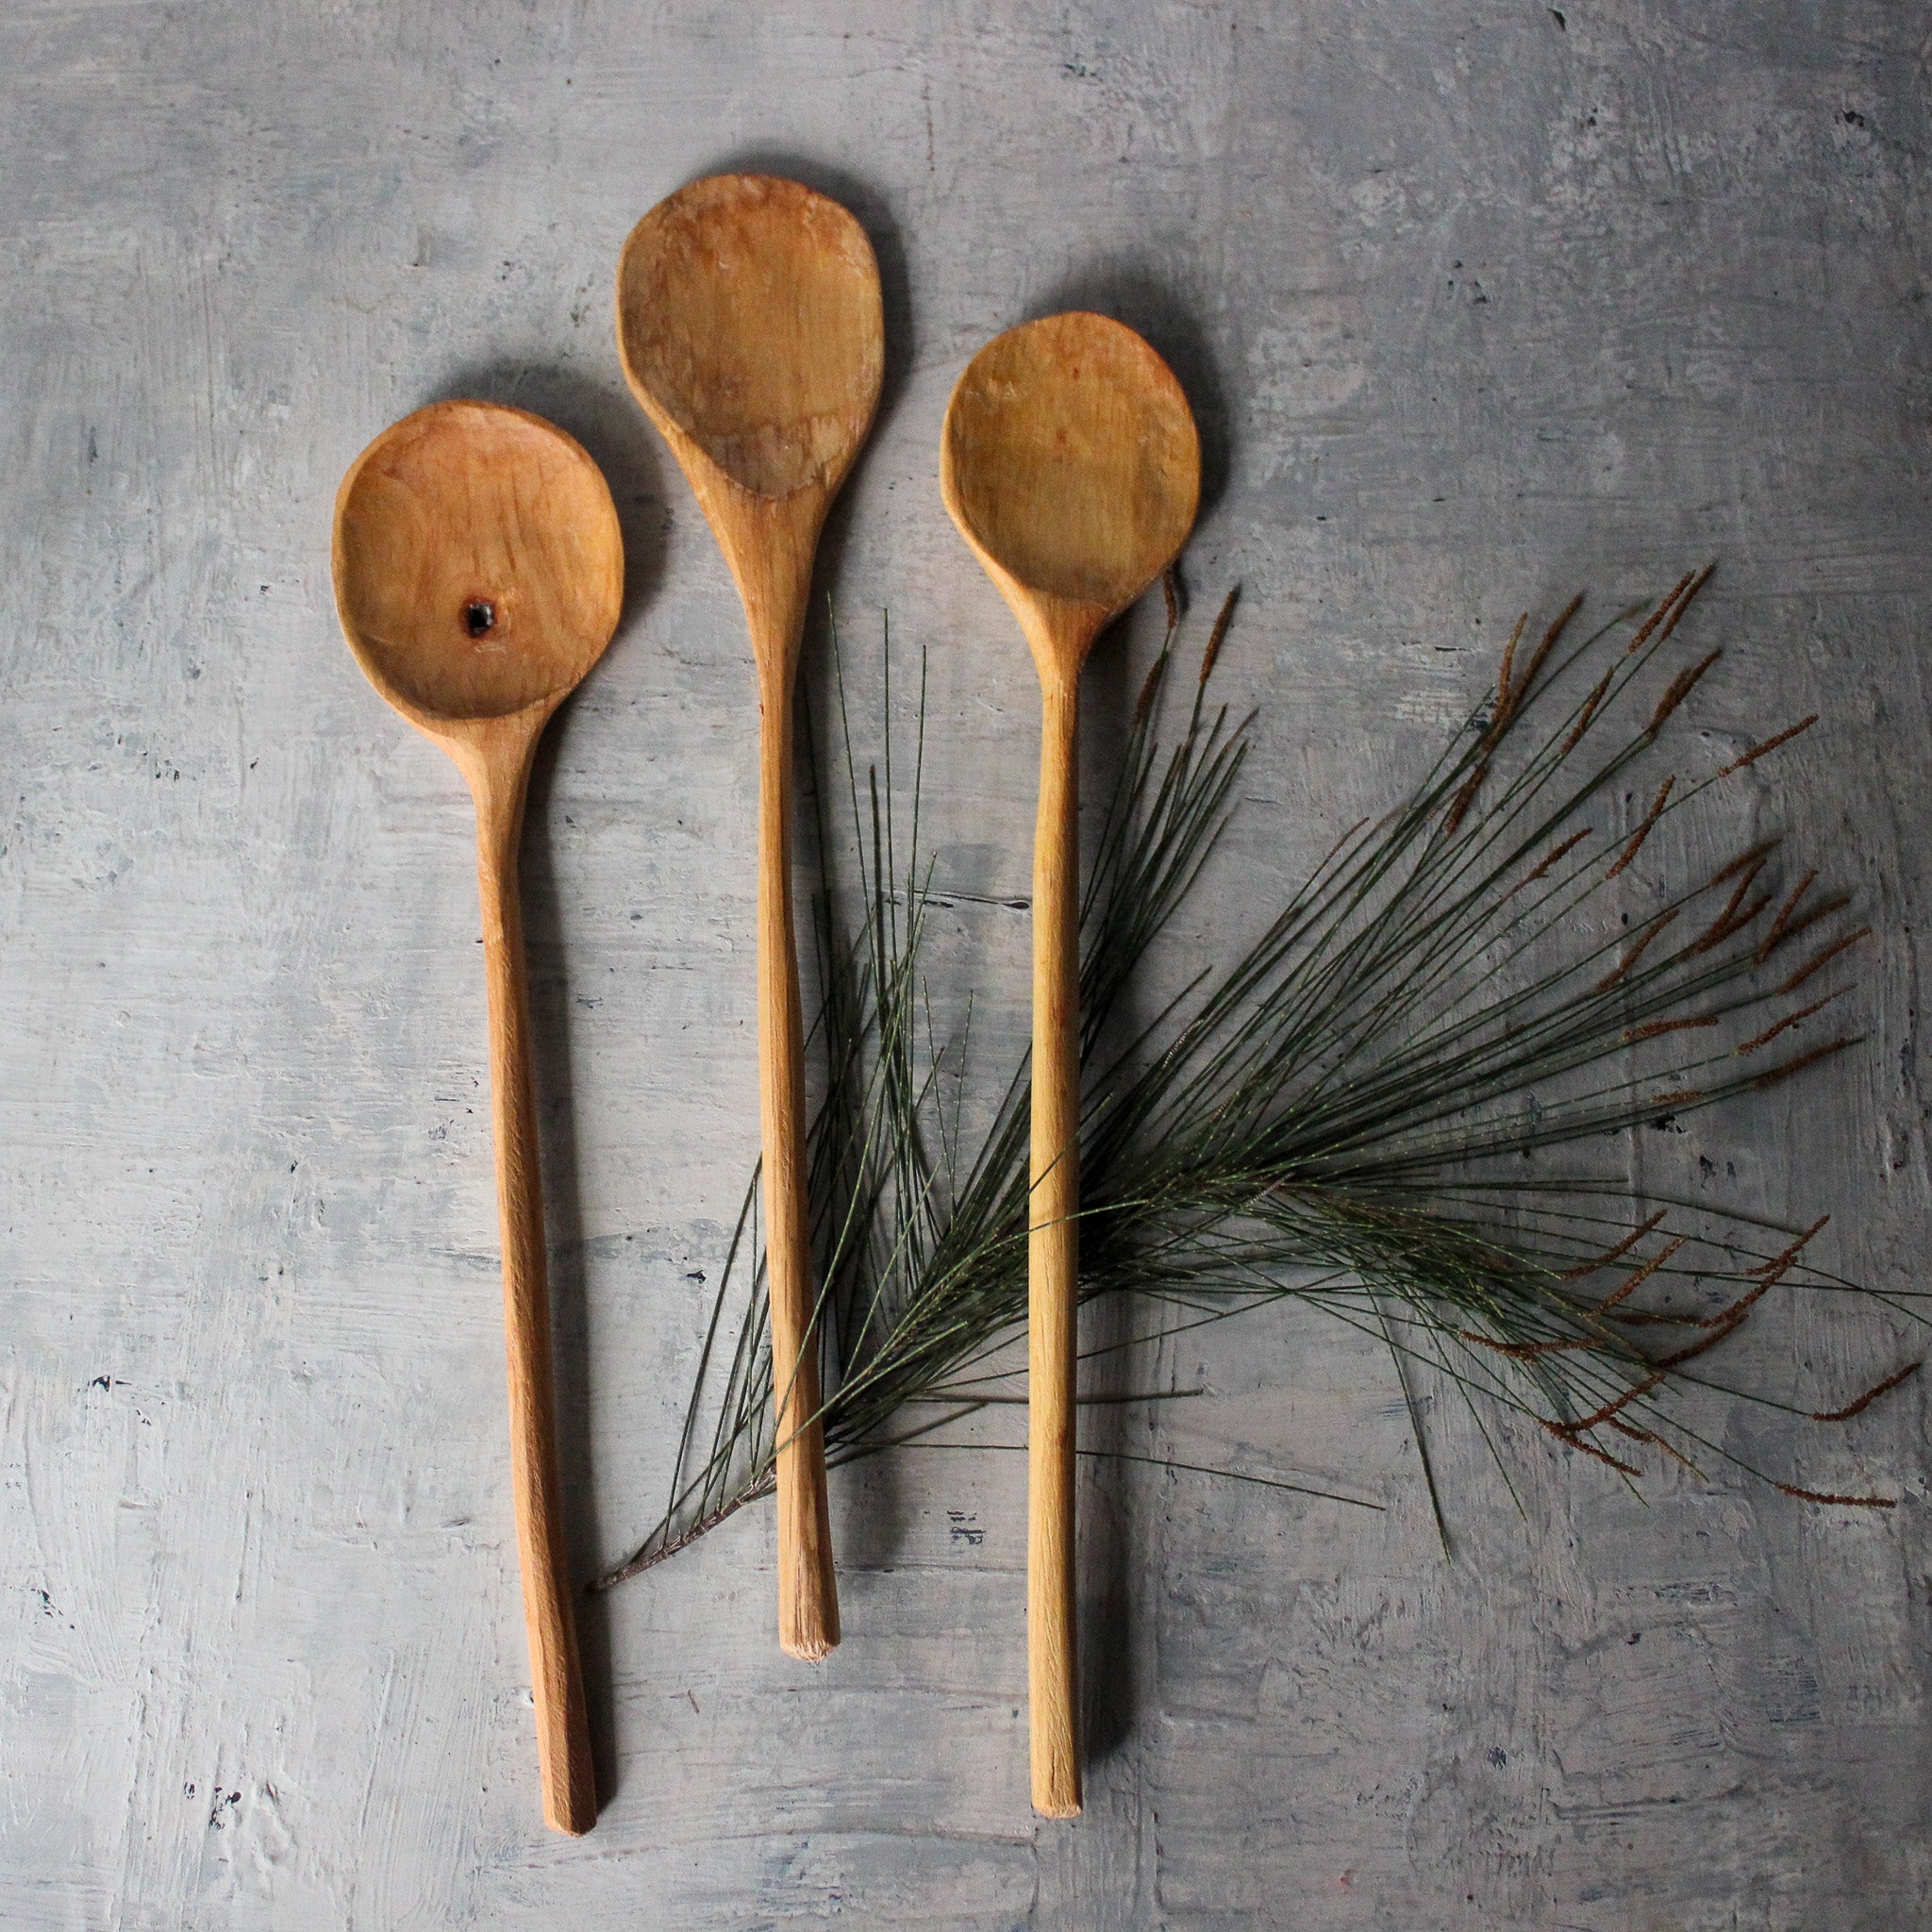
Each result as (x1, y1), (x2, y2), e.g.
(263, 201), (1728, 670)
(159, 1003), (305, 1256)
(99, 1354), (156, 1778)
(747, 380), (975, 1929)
(4, 2), (1929, 1925)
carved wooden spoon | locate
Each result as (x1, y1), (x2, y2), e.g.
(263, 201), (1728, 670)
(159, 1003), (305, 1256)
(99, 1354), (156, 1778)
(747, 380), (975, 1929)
(616, 174), (883, 1661)
(941, 312), (1199, 1817)
(332, 398), (623, 1835)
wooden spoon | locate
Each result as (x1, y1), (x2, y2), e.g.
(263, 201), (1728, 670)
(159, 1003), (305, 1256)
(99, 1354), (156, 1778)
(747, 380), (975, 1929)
(332, 398), (624, 1835)
(616, 174), (883, 1661)
(941, 312), (1200, 1818)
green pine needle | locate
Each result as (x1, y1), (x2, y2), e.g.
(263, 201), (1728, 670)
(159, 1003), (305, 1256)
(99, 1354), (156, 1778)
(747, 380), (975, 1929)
(594, 571), (1920, 1592)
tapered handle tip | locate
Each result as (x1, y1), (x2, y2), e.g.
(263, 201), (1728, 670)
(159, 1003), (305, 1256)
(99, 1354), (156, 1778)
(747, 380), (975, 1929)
(545, 1795), (596, 1837)
(539, 1722), (597, 1834)
(1031, 1762), (1082, 1820)
(541, 1749), (597, 1836)
(776, 1538), (846, 1661)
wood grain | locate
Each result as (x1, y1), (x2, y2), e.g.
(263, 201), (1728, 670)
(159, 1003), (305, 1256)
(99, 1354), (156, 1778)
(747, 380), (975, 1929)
(1026, 670), (1084, 1819)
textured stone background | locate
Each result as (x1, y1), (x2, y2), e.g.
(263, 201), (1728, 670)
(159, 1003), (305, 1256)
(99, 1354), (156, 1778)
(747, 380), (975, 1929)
(4, 2), (1928, 1925)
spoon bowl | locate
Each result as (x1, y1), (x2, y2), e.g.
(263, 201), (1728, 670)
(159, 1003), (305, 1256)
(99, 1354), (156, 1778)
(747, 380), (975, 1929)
(941, 311), (1199, 658)
(941, 312), (1199, 1820)
(618, 173), (882, 516)
(334, 399), (622, 727)
(332, 397), (623, 1836)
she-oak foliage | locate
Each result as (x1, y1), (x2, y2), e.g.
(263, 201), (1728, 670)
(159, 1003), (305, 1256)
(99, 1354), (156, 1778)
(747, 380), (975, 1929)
(598, 568), (1920, 1591)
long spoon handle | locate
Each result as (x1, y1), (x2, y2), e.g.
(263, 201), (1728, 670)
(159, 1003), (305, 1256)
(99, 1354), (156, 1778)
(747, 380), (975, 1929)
(1028, 674), (1083, 1820)
(473, 754), (596, 1835)
(758, 670), (841, 1661)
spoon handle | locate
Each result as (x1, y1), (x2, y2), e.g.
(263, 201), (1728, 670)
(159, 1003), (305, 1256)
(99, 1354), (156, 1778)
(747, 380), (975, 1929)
(473, 755), (597, 1835)
(758, 671), (841, 1661)
(1028, 674), (1084, 1820)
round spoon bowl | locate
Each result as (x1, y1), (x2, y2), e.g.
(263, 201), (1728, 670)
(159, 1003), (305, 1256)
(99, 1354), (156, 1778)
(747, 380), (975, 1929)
(617, 174), (883, 501)
(941, 310), (1199, 614)
(333, 400), (624, 725)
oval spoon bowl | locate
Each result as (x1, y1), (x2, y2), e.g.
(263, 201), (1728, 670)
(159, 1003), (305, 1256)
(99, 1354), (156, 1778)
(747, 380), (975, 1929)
(941, 310), (1199, 630)
(618, 174), (883, 504)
